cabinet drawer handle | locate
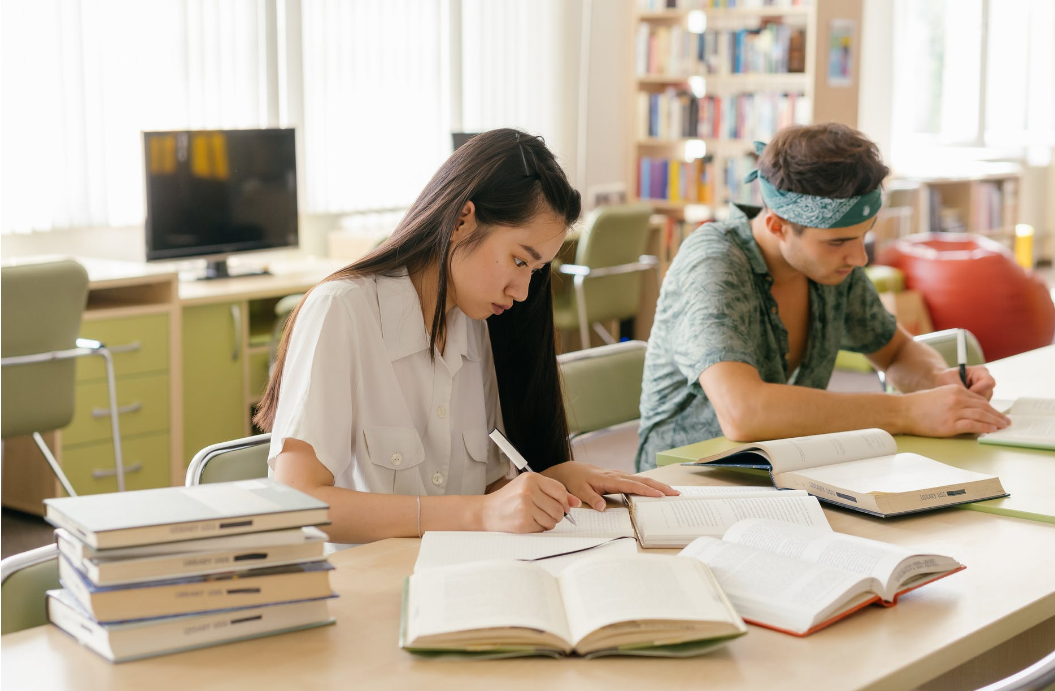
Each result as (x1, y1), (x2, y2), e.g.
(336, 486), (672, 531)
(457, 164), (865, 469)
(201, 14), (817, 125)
(91, 402), (143, 418)
(92, 463), (143, 479)
(108, 341), (142, 354)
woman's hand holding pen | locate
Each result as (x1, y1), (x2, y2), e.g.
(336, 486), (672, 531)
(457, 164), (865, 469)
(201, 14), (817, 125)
(478, 473), (580, 533)
(541, 462), (679, 513)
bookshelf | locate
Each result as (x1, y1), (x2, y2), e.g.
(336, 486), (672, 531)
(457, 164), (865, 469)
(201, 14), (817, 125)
(630, 0), (863, 265)
(892, 164), (1022, 249)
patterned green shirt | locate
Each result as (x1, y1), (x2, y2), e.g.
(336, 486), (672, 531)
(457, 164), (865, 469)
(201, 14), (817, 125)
(635, 205), (897, 471)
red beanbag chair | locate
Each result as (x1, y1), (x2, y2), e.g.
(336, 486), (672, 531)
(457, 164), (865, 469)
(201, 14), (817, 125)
(877, 233), (1055, 361)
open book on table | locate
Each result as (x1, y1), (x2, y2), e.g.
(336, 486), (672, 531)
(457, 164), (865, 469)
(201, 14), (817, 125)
(980, 398), (1055, 451)
(679, 518), (965, 637)
(527, 486), (831, 549)
(400, 553), (747, 658)
(684, 428), (1008, 517)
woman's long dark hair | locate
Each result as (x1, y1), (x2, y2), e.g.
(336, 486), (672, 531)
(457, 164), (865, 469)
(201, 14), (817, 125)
(254, 128), (580, 470)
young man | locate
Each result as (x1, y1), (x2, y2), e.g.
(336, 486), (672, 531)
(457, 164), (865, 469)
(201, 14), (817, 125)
(635, 124), (1010, 471)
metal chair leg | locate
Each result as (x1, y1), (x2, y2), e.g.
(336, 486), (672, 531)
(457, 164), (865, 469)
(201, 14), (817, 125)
(591, 322), (617, 345)
(574, 275), (591, 350)
(98, 347), (126, 491)
(31, 433), (77, 497)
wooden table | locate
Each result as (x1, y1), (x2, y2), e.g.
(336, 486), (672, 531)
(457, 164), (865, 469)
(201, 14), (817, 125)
(3, 350), (1054, 691)
(657, 345), (1055, 523)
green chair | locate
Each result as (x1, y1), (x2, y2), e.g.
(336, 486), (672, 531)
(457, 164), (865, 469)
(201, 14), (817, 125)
(558, 340), (647, 473)
(552, 204), (659, 349)
(1, 260), (127, 495)
(185, 433), (271, 485)
(0, 544), (60, 634)
(879, 328), (985, 391)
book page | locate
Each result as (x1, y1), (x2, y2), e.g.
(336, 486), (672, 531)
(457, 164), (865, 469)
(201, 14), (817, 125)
(547, 507), (635, 538)
(405, 561), (572, 645)
(1008, 398), (1055, 415)
(633, 494), (830, 542)
(629, 486), (780, 504)
(753, 429), (896, 474)
(679, 537), (871, 632)
(786, 453), (995, 493)
(558, 554), (738, 647)
(722, 519), (958, 598)
(981, 413), (1055, 447)
(414, 532), (638, 576)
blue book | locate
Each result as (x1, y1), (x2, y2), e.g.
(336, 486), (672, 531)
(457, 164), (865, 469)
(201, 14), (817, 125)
(47, 588), (335, 663)
(59, 555), (335, 622)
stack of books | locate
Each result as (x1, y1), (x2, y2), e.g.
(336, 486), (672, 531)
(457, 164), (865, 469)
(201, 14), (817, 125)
(43, 479), (336, 663)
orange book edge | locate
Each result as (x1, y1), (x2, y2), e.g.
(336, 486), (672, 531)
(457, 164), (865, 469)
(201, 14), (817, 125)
(742, 565), (967, 638)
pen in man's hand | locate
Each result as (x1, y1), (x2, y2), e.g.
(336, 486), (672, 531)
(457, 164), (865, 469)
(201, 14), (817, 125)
(956, 328), (968, 388)
(488, 428), (577, 526)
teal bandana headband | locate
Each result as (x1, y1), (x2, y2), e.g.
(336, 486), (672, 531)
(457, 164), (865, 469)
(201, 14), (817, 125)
(744, 141), (882, 229)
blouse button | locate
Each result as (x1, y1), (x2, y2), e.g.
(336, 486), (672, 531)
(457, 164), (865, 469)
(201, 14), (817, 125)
(390, 453), (403, 466)
(431, 472), (444, 486)
(437, 405), (447, 419)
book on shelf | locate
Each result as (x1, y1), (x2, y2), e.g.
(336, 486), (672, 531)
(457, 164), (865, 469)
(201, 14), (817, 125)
(44, 479), (330, 549)
(979, 398), (1055, 451)
(638, 156), (715, 203)
(679, 518), (965, 636)
(47, 589), (335, 663)
(684, 428), (1009, 517)
(55, 526), (329, 586)
(400, 554), (747, 658)
(58, 556), (335, 622)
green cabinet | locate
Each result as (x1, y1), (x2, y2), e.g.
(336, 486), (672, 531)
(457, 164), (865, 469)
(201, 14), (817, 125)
(66, 312), (173, 496)
(182, 302), (247, 466)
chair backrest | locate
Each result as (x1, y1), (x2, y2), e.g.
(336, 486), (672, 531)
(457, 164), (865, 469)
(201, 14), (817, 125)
(915, 328), (986, 367)
(1, 260), (90, 438)
(186, 433), (272, 485)
(570, 204), (654, 323)
(1, 544), (60, 635)
(558, 340), (647, 437)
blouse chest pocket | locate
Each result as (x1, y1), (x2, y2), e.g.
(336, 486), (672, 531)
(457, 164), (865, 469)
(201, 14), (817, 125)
(362, 426), (425, 493)
(460, 428), (493, 494)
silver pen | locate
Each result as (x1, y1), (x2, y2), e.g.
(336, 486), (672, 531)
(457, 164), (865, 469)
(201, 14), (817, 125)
(488, 428), (577, 526)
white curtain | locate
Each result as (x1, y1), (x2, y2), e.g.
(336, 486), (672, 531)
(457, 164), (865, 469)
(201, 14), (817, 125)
(459, 0), (580, 185)
(1, 0), (581, 234)
(1, 0), (273, 234)
(298, 0), (450, 214)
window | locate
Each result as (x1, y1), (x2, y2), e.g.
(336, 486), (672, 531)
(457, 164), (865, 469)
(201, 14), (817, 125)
(890, 0), (1055, 167)
(1, 0), (580, 234)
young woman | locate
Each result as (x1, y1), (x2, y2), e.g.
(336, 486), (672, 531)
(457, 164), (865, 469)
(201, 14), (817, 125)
(255, 129), (675, 544)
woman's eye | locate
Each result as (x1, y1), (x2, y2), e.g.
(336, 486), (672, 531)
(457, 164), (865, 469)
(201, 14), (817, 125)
(514, 257), (528, 268)
(829, 241), (846, 247)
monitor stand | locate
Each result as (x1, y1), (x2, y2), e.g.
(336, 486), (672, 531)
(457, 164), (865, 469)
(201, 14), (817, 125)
(198, 258), (272, 281)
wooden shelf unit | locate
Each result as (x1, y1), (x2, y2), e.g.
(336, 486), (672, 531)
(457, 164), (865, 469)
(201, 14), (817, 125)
(630, 0), (863, 266)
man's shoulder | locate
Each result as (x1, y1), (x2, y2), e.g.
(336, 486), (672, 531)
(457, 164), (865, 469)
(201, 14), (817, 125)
(670, 219), (754, 274)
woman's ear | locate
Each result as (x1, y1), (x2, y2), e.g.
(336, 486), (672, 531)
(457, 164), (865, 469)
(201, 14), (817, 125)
(452, 201), (478, 242)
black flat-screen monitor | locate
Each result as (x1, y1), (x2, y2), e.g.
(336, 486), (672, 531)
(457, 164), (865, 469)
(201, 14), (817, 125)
(143, 128), (298, 279)
(451, 132), (480, 151)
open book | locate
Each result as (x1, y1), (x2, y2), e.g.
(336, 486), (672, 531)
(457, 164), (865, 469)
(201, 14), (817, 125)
(685, 429), (1008, 517)
(530, 486), (830, 549)
(400, 554), (747, 658)
(679, 518), (965, 636)
(980, 398), (1055, 451)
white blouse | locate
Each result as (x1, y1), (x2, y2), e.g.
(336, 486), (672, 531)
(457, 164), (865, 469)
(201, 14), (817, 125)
(267, 268), (510, 495)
